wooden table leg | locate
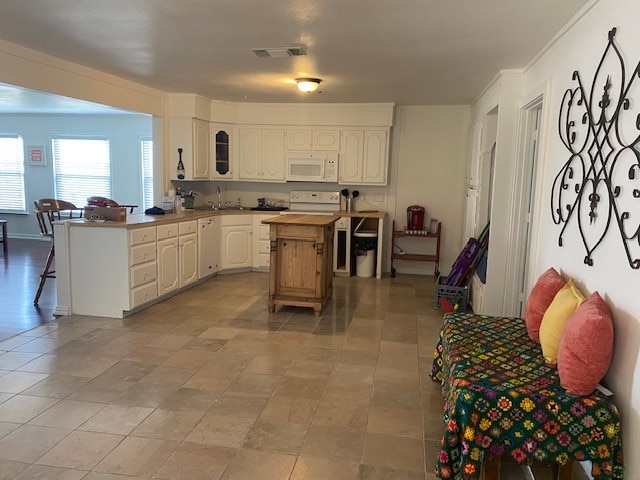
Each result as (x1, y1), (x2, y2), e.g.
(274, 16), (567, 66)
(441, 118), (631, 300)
(483, 454), (501, 480)
(554, 459), (573, 480)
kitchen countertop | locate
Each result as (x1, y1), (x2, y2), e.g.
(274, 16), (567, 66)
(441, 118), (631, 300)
(62, 208), (385, 229)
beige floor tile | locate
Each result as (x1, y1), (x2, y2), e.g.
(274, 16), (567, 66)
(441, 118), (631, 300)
(242, 420), (308, 454)
(155, 442), (236, 480)
(371, 384), (422, 412)
(0, 392), (12, 404)
(138, 364), (198, 387)
(22, 374), (90, 398)
(209, 392), (269, 419)
(361, 432), (424, 471)
(313, 397), (370, 431)
(58, 357), (117, 378)
(66, 377), (133, 403)
(79, 404), (154, 435)
(0, 371), (49, 394)
(124, 346), (176, 364)
(0, 421), (20, 439)
(259, 396), (318, 425)
(130, 408), (204, 441)
(244, 355), (292, 375)
(145, 333), (193, 350)
(83, 473), (147, 480)
(220, 448), (296, 480)
(286, 359), (334, 380)
(36, 430), (123, 470)
(0, 459), (28, 480)
(159, 387), (221, 412)
(291, 457), (359, 480)
(111, 383), (178, 408)
(94, 436), (179, 477)
(301, 425), (365, 463)
(0, 394), (59, 423)
(15, 354), (80, 374)
(227, 373), (282, 397)
(184, 413), (255, 447)
(198, 326), (240, 340)
(29, 399), (105, 429)
(274, 376), (327, 399)
(12, 464), (87, 480)
(94, 360), (157, 383)
(161, 349), (214, 369)
(335, 349), (379, 367)
(367, 406), (423, 438)
(0, 352), (42, 370)
(357, 464), (425, 480)
(0, 425), (69, 462)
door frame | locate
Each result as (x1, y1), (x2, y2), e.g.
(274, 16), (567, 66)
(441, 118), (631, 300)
(503, 80), (552, 315)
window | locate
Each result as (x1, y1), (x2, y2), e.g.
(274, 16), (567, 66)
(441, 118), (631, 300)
(141, 137), (154, 210)
(52, 136), (111, 208)
(0, 135), (26, 212)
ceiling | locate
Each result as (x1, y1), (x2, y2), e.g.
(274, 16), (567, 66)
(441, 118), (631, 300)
(0, 0), (589, 110)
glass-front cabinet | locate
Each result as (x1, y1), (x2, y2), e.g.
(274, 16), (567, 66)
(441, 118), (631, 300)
(211, 124), (234, 179)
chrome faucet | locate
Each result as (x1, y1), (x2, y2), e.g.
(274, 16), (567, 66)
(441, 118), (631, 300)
(216, 186), (222, 209)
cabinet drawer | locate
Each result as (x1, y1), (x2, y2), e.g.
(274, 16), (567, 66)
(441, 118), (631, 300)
(130, 282), (158, 308)
(130, 262), (157, 288)
(221, 215), (252, 227)
(258, 239), (271, 255)
(129, 227), (156, 246)
(258, 224), (270, 240)
(179, 221), (198, 235)
(129, 243), (157, 266)
(157, 223), (178, 239)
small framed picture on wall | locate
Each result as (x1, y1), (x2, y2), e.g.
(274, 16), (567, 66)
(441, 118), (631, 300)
(28, 145), (47, 167)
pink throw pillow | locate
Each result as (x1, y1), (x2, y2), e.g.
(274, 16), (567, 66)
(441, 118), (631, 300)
(525, 268), (566, 342)
(557, 292), (614, 396)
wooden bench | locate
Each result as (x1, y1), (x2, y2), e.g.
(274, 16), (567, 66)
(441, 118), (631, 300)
(431, 312), (623, 480)
(0, 220), (7, 253)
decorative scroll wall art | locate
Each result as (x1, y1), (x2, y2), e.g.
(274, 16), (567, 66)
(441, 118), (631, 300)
(552, 27), (640, 268)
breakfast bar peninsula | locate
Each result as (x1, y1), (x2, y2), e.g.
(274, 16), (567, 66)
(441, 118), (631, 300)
(262, 214), (338, 316)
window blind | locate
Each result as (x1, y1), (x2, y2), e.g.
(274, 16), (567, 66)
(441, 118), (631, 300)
(52, 136), (111, 208)
(0, 135), (26, 211)
(141, 138), (154, 210)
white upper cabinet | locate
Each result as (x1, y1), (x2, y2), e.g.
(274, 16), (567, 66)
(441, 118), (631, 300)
(339, 128), (389, 185)
(211, 124), (235, 180)
(285, 128), (340, 151)
(169, 117), (210, 180)
(238, 127), (285, 182)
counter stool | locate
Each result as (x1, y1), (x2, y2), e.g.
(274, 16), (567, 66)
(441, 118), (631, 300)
(33, 199), (83, 305)
(0, 220), (7, 253)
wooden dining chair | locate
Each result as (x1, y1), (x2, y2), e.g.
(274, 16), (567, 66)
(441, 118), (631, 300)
(33, 198), (83, 305)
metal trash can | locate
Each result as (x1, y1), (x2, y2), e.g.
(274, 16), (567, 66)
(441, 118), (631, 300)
(353, 218), (377, 278)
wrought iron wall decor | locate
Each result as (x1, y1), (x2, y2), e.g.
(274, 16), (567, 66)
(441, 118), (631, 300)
(552, 27), (640, 268)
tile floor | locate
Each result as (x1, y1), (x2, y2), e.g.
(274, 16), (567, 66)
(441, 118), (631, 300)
(0, 268), (588, 479)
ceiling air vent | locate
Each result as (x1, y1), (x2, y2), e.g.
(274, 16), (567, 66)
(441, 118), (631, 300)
(252, 46), (307, 58)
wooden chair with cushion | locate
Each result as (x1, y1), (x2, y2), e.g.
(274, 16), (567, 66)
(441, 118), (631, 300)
(33, 198), (83, 305)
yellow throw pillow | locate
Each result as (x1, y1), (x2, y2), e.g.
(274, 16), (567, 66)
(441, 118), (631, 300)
(539, 279), (585, 366)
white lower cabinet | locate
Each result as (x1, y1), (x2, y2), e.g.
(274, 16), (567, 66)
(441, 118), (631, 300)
(129, 226), (158, 309)
(252, 214), (273, 270)
(179, 233), (198, 287)
(198, 216), (221, 279)
(221, 215), (252, 270)
(157, 237), (179, 296)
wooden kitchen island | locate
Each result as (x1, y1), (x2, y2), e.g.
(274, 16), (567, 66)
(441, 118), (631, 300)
(262, 214), (338, 316)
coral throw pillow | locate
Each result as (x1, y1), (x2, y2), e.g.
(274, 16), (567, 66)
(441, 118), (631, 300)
(539, 279), (585, 366)
(558, 292), (614, 395)
(525, 268), (566, 342)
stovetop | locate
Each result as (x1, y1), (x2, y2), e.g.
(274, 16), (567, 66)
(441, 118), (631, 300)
(250, 206), (289, 211)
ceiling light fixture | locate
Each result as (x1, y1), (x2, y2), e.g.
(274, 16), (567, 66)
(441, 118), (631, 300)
(296, 78), (321, 93)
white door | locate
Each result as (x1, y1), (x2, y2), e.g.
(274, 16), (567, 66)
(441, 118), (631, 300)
(221, 226), (252, 269)
(362, 129), (388, 184)
(262, 129), (285, 181)
(238, 128), (261, 179)
(179, 234), (198, 287)
(157, 237), (179, 295)
(193, 119), (210, 179)
(340, 130), (364, 184)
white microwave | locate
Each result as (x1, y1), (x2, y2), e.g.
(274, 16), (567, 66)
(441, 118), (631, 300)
(286, 152), (338, 183)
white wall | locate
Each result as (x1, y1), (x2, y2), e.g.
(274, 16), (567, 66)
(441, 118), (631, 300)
(390, 106), (470, 275)
(0, 114), (152, 237)
(473, 0), (640, 472)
